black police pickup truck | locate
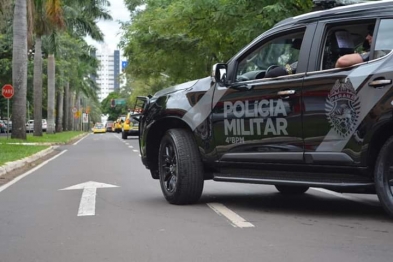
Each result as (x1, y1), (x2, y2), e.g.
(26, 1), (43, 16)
(135, 0), (393, 217)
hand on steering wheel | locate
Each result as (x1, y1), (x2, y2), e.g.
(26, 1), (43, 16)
(265, 65), (279, 78)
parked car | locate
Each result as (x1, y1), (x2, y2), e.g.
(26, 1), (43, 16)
(42, 119), (47, 131)
(135, 0), (393, 218)
(26, 120), (34, 132)
(5, 120), (12, 132)
(0, 120), (8, 133)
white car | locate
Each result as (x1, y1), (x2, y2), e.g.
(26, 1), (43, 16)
(26, 120), (34, 132)
(42, 119), (47, 131)
(26, 119), (48, 132)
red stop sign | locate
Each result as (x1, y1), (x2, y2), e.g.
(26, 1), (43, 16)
(2, 84), (14, 99)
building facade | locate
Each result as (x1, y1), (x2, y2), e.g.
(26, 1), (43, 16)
(92, 44), (121, 102)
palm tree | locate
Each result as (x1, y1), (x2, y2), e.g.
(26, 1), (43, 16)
(47, 53), (56, 133)
(62, 0), (111, 130)
(47, 0), (111, 132)
(32, 0), (65, 136)
(11, 0), (28, 139)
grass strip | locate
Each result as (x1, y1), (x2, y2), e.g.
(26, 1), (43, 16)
(0, 144), (49, 166)
(0, 131), (85, 144)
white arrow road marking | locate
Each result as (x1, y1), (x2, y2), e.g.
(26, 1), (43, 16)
(60, 181), (119, 217)
(207, 203), (254, 228)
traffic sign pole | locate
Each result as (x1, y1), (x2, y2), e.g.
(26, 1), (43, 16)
(7, 99), (9, 139)
(2, 84), (14, 139)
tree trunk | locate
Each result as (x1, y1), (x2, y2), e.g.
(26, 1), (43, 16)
(63, 82), (70, 131)
(47, 54), (56, 134)
(33, 35), (43, 136)
(64, 82), (71, 131)
(11, 0), (27, 139)
(68, 90), (73, 130)
(75, 92), (80, 131)
(56, 88), (63, 132)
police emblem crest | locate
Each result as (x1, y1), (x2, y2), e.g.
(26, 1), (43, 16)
(326, 79), (361, 137)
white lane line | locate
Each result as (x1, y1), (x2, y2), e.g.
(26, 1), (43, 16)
(125, 143), (129, 145)
(128, 146), (133, 148)
(132, 150), (139, 153)
(73, 134), (90, 145)
(0, 150), (68, 193)
(139, 154), (141, 157)
(311, 188), (380, 207)
(207, 203), (254, 228)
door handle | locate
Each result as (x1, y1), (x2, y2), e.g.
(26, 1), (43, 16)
(277, 90), (296, 96)
(369, 79), (392, 88)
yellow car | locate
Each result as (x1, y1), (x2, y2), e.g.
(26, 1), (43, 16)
(92, 123), (106, 134)
(121, 112), (139, 139)
(113, 119), (122, 133)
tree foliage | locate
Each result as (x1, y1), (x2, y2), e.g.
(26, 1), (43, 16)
(120, 0), (313, 90)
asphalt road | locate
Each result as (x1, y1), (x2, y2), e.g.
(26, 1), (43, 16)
(0, 133), (392, 262)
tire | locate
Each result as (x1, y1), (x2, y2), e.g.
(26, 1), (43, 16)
(158, 128), (204, 204)
(275, 185), (309, 195)
(374, 136), (393, 217)
(122, 131), (127, 139)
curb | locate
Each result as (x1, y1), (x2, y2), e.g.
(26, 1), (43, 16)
(0, 133), (88, 177)
(0, 146), (56, 177)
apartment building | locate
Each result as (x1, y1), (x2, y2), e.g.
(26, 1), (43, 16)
(91, 44), (121, 102)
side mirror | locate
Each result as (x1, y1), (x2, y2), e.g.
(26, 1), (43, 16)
(211, 63), (227, 84)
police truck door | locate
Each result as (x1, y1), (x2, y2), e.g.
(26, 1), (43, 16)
(212, 25), (315, 165)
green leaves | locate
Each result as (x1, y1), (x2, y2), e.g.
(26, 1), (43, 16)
(120, 0), (313, 95)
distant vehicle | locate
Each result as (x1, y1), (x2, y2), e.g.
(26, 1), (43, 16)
(0, 120), (8, 133)
(25, 119), (50, 132)
(5, 120), (12, 132)
(105, 121), (114, 132)
(42, 119), (47, 131)
(26, 120), (34, 132)
(121, 113), (140, 139)
(113, 118), (123, 133)
(92, 123), (106, 134)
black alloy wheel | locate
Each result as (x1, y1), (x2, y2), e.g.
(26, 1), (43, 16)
(375, 136), (393, 218)
(161, 142), (177, 194)
(158, 129), (204, 204)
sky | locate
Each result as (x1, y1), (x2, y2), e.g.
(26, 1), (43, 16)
(85, 0), (131, 54)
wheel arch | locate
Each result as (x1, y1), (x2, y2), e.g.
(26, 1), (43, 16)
(366, 120), (393, 172)
(145, 117), (193, 176)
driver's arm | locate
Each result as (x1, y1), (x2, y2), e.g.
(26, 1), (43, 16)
(265, 62), (297, 78)
(265, 66), (288, 78)
(335, 53), (366, 68)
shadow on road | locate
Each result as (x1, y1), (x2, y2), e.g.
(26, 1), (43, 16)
(199, 191), (389, 221)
